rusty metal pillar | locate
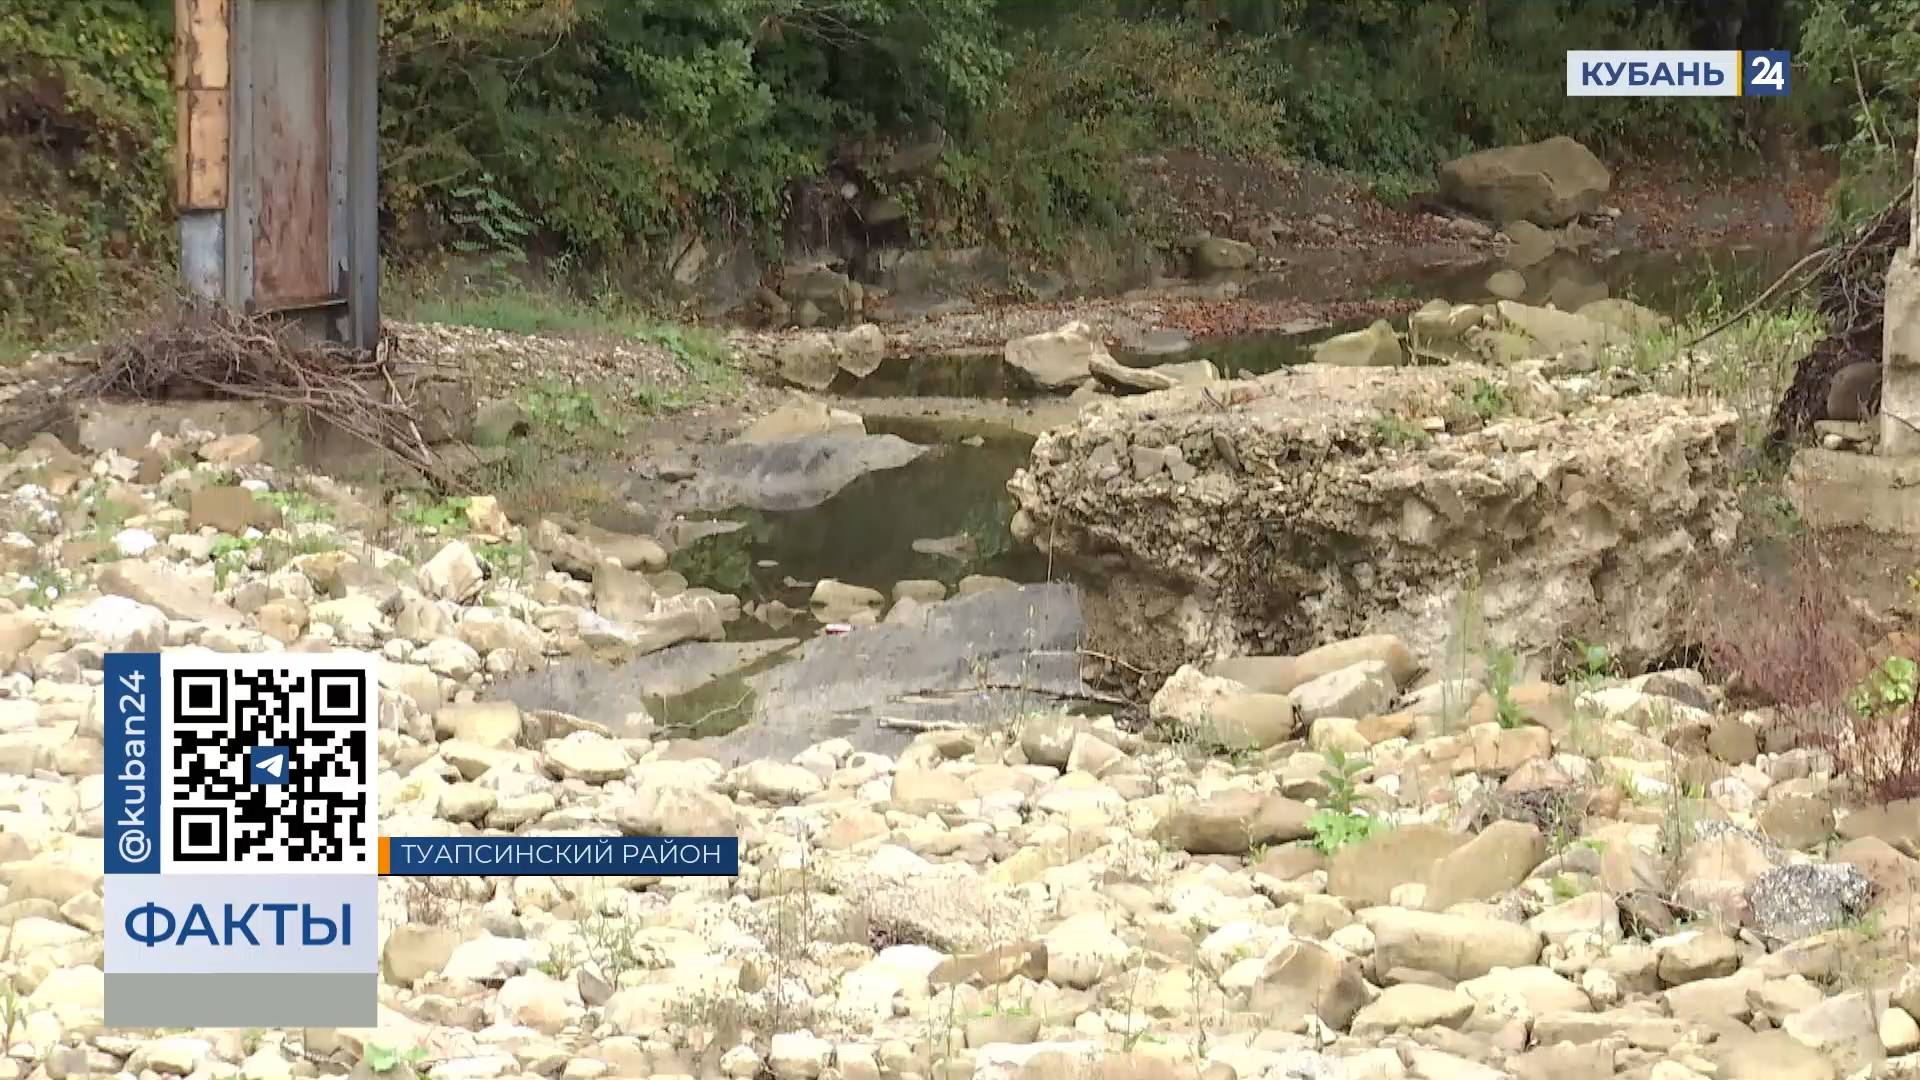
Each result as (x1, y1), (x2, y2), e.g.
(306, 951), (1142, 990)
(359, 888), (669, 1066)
(171, 0), (380, 353)
(175, 0), (231, 301)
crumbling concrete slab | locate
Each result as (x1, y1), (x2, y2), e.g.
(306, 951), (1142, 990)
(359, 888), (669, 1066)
(1883, 113), (1920, 454)
(1786, 448), (1920, 534)
(1007, 364), (1742, 681)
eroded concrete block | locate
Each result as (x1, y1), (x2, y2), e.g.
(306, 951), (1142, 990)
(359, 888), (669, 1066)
(1883, 248), (1920, 456)
(1786, 448), (1920, 534)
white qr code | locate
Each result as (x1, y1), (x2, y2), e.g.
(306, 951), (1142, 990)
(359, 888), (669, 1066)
(161, 654), (377, 874)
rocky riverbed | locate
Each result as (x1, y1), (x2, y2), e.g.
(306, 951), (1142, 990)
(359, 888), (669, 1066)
(2, 139), (1914, 1080)
(4, 398), (1920, 1080)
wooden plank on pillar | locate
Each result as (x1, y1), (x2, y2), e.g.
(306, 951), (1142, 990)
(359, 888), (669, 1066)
(177, 88), (231, 210)
(174, 0), (231, 90)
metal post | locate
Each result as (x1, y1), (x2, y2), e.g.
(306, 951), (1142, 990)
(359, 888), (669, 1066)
(345, 0), (381, 353)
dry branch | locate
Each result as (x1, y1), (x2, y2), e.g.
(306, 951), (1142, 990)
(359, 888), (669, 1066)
(1765, 181), (1916, 447)
(1, 305), (453, 488)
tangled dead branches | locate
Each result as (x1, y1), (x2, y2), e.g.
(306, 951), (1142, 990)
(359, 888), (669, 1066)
(1, 305), (450, 487)
(1763, 182), (1915, 447)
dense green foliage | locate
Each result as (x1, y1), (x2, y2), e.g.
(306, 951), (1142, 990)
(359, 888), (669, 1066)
(1, 0), (174, 343)
(380, 0), (1009, 259)
(1797, 0), (1920, 220)
(2, 0), (1916, 343)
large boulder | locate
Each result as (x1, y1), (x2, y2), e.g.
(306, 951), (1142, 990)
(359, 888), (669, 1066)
(1191, 236), (1256, 274)
(1494, 301), (1630, 357)
(1313, 320), (1404, 367)
(780, 266), (864, 326)
(1007, 365), (1740, 685)
(1363, 908), (1544, 981)
(1005, 321), (1111, 390)
(1439, 137), (1612, 227)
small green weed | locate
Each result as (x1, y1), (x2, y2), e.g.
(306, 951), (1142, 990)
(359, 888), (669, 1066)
(0, 978), (20, 1052)
(521, 382), (627, 442)
(1844, 911), (1884, 941)
(635, 323), (735, 389)
(1371, 414), (1431, 449)
(92, 497), (134, 532)
(1307, 808), (1384, 855)
(536, 938), (578, 980)
(567, 910), (646, 982)
(362, 1043), (426, 1074)
(1550, 873), (1582, 901)
(1849, 656), (1917, 719)
(1307, 747), (1384, 854)
(257, 490), (335, 525)
(1572, 640), (1615, 688)
(1319, 747), (1370, 815)
(396, 495), (472, 532)
(475, 540), (534, 579)
(627, 383), (690, 413)
(1485, 648), (1526, 729)
(1459, 378), (1511, 423)
(20, 563), (72, 607)
(210, 535), (257, 588)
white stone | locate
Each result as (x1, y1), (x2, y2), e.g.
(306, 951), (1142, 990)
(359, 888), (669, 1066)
(1043, 911), (1131, 989)
(53, 595), (169, 652)
(767, 1031), (832, 1080)
(112, 528), (159, 557)
(417, 637), (482, 681)
(421, 541), (486, 603)
(441, 935), (541, 983)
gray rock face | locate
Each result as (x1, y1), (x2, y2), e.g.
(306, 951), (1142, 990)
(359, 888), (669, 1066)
(1746, 863), (1876, 942)
(498, 583), (1090, 766)
(678, 432), (928, 512)
(1007, 365), (1740, 679)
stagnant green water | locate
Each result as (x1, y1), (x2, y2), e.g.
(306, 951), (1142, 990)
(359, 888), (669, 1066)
(668, 416), (1055, 605)
(672, 237), (1813, 603)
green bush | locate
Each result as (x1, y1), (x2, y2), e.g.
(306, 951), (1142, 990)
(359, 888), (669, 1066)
(1798, 0), (1920, 220)
(1262, 0), (1753, 192)
(0, 0), (1894, 348)
(0, 0), (174, 343)
(379, 0), (1009, 261)
(931, 13), (1286, 253)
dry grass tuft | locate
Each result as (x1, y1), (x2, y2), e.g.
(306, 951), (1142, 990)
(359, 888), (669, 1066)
(1693, 535), (1920, 802)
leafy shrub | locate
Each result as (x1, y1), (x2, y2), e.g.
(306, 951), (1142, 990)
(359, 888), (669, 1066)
(1839, 655), (1920, 801)
(0, 0), (1867, 348)
(0, 0), (174, 340)
(931, 12), (1285, 253)
(380, 0), (1009, 261)
(1798, 0), (1920, 192)
(1249, 0), (1754, 193)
